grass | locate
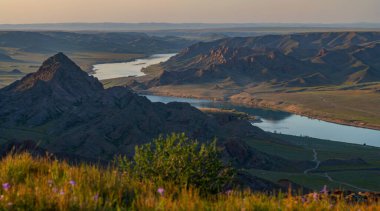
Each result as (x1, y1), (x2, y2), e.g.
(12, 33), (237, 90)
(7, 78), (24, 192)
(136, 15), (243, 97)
(244, 135), (380, 192)
(1, 153), (379, 210)
(325, 170), (380, 190)
(264, 134), (380, 164)
(126, 80), (380, 130)
(2, 126), (380, 195)
(248, 169), (353, 191)
(266, 91), (380, 126)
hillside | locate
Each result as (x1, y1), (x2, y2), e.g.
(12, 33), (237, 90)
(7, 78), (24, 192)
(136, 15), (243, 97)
(136, 32), (380, 87)
(1, 53), (380, 192)
(110, 32), (380, 129)
(0, 53), (315, 190)
(1, 153), (379, 210)
(0, 31), (195, 84)
(0, 53), (263, 159)
(0, 31), (192, 54)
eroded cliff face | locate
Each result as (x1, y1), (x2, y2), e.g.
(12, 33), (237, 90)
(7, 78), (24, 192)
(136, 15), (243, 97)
(138, 32), (380, 87)
(0, 53), (268, 161)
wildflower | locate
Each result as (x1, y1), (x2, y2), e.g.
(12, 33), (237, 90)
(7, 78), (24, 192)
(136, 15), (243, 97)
(59, 190), (65, 195)
(52, 187), (58, 193)
(301, 196), (307, 203)
(2, 183), (10, 191)
(313, 192), (319, 201)
(93, 194), (99, 201)
(157, 187), (165, 196)
(69, 180), (76, 186)
(320, 185), (328, 194)
(48, 179), (54, 186)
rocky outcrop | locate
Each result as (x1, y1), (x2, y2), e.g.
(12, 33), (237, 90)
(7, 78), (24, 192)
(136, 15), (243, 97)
(0, 53), (267, 161)
(134, 32), (380, 88)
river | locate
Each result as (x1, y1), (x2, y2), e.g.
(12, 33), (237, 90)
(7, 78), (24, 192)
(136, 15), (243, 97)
(92, 54), (380, 147)
(92, 54), (176, 80)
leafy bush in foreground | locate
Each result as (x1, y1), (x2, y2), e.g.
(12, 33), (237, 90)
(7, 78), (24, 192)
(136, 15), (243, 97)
(118, 133), (235, 194)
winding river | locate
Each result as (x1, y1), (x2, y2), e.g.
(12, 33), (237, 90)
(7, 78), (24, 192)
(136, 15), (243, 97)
(92, 54), (380, 147)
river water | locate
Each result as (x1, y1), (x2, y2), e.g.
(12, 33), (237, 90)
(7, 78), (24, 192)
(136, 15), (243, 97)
(92, 54), (380, 147)
(92, 54), (176, 80)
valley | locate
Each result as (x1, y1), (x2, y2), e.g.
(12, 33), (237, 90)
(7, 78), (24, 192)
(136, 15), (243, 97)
(97, 53), (380, 192)
(133, 82), (380, 130)
(106, 32), (380, 130)
(2, 1), (380, 209)
(1, 30), (380, 195)
(1, 52), (380, 193)
(0, 31), (194, 87)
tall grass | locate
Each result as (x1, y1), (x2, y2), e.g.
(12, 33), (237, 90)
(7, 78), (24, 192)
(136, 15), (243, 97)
(0, 153), (379, 210)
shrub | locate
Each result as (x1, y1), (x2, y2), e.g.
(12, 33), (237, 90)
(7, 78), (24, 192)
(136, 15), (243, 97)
(118, 133), (235, 194)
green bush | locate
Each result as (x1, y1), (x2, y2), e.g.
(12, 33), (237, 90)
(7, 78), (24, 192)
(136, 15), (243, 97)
(118, 133), (235, 194)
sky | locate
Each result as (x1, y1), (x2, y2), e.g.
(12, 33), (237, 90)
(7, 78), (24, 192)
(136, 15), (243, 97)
(0, 0), (379, 24)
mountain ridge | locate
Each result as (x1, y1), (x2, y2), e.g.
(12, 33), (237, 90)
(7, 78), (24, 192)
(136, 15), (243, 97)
(133, 32), (380, 87)
(0, 53), (271, 163)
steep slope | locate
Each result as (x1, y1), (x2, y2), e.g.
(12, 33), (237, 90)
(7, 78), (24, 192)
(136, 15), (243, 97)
(136, 32), (380, 87)
(0, 53), (271, 162)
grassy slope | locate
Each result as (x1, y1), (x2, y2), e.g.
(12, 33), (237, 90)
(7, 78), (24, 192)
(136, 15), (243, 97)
(251, 90), (380, 130)
(127, 81), (380, 130)
(112, 61), (380, 130)
(245, 134), (380, 192)
(2, 124), (380, 192)
(0, 153), (379, 210)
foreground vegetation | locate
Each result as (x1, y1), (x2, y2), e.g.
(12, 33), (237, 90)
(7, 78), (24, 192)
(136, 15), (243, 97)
(1, 135), (379, 210)
(1, 154), (380, 210)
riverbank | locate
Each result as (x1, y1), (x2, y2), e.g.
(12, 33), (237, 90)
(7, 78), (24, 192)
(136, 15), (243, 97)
(136, 86), (380, 131)
(198, 107), (258, 122)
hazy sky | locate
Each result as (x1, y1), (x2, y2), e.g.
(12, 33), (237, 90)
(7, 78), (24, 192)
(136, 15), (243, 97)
(0, 0), (379, 24)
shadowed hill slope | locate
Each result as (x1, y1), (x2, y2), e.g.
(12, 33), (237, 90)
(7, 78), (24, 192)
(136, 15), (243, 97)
(0, 53), (277, 165)
(136, 32), (380, 87)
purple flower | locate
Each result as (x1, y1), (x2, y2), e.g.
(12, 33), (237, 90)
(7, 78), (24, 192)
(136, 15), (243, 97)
(59, 190), (65, 195)
(157, 187), (165, 196)
(93, 194), (99, 201)
(320, 185), (328, 194)
(52, 187), (58, 193)
(69, 180), (76, 186)
(301, 196), (307, 203)
(313, 192), (319, 201)
(2, 183), (10, 191)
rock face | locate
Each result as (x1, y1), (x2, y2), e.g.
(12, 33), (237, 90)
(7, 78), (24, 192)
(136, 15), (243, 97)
(0, 53), (268, 161)
(138, 32), (380, 87)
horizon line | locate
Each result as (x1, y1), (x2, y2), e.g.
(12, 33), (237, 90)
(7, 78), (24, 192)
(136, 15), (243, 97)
(1, 22), (380, 25)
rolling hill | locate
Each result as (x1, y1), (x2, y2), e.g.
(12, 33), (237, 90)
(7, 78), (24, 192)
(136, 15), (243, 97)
(0, 31), (193, 54)
(1, 53), (380, 192)
(134, 32), (380, 87)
